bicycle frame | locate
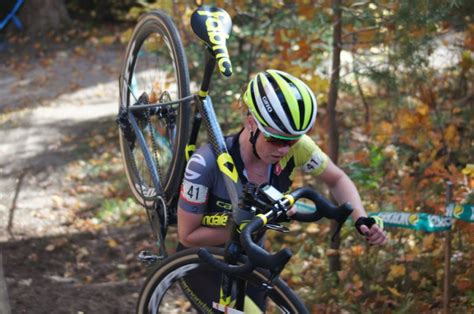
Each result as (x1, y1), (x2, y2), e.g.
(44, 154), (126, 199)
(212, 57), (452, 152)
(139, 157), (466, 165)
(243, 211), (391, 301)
(186, 7), (263, 310)
(121, 6), (263, 310)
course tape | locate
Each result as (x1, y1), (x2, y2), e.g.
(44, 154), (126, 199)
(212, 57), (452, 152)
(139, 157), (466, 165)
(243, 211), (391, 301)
(445, 203), (474, 222)
(295, 202), (473, 232)
(369, 212), (452, 232)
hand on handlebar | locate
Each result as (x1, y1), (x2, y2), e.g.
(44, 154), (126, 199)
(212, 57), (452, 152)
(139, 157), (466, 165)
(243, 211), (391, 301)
(355, 216), (387, 246)
(199, 184), (356, 276)
(286, 205), (297, 217)
(239, 185), (354, 272)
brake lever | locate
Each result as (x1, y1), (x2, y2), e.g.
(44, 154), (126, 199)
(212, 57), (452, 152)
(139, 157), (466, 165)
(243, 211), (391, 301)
(265, 224), (290, 233)
(330, 203), (354, 242)
(331, 221), (344, 242)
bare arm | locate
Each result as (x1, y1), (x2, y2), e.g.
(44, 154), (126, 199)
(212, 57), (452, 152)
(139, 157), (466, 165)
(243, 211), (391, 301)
(318, 159), (366, 221)
(177, 207), (230, 247)
(318, 159), (386, 245)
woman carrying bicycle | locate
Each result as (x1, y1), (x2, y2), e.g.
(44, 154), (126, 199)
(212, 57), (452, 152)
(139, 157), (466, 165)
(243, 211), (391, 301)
(177, 69), (387, 311)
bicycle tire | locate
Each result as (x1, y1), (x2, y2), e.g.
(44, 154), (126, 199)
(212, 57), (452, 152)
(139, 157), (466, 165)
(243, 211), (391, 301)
(119, 10), (191, 208)
(137, 247), (308, 314)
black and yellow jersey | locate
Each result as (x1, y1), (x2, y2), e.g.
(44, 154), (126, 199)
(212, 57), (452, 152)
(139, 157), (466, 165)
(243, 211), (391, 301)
(178, 130), (329, 223)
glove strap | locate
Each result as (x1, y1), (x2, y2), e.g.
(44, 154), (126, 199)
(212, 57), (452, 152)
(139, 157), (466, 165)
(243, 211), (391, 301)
(355, 216), (376, 235)
(355, 216), (384, 235)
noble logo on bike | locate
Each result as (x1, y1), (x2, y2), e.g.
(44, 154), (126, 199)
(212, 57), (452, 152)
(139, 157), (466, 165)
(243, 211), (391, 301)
(217, 152), (239, 183)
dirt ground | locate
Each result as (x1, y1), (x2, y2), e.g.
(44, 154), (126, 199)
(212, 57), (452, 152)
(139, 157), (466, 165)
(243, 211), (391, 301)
(0, 26), (165, 313)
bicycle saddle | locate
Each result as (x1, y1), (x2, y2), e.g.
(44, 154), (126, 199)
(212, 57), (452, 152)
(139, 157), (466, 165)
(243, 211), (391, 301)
(191, 6), (233, 77)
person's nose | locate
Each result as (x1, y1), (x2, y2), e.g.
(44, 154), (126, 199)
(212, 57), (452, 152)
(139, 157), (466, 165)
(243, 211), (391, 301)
(277, 145), (290, 155)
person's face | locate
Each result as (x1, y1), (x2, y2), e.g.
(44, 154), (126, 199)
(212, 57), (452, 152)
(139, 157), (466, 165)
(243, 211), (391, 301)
(247, 117), (301, 164)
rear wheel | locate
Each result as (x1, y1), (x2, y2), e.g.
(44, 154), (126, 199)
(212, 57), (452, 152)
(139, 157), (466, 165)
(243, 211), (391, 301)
(137, 247), (308, 314)
(119, 11), (191, 216)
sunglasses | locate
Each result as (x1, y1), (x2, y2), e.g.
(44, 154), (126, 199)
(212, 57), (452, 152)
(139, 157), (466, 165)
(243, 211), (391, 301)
(262, 134), (299, 146)
(251, 116), (302, 146)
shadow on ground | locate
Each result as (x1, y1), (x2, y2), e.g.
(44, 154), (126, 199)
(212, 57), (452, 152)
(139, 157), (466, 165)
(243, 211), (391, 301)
(0, 23), (127, 115)
(1, 222), (159, 313)
(1, 116), (116, 179)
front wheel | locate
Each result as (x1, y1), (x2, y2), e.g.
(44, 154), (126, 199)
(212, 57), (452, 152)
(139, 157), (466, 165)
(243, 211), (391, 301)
(119, 11), (191, 210)
(137, 247), (308, 313)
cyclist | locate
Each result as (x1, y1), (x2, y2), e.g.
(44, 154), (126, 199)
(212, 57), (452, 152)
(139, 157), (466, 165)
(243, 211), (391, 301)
(177, 69), (387, 311)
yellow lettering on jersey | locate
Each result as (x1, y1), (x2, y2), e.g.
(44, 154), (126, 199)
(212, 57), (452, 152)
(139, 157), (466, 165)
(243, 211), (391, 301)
(216, 200), (232, 210)
(217, 153), (238, 183)
(201, 214), (228, 227)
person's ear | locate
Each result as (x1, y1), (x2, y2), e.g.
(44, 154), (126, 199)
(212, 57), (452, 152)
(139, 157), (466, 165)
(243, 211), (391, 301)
(246, 115), (255, 131)
(247, 116), (258, 130)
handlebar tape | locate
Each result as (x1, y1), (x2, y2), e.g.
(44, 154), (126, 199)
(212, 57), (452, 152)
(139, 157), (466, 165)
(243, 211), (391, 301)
(290, 188), (353, 223)
(240, 217), (292, 272)
(198, 248), (254, 275)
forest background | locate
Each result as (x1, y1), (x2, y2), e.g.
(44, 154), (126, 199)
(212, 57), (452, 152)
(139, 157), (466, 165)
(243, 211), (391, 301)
(1, 0), (473, 313)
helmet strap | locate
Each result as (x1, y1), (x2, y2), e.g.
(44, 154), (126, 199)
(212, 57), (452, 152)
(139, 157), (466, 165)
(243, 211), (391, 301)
(249, 129), (261, 160)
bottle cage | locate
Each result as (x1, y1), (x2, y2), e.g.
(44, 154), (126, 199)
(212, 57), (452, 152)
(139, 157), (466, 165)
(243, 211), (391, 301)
(191, 6), (233, 77)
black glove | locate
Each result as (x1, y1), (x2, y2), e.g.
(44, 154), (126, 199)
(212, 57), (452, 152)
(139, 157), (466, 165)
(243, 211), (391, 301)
(355, 216), (376, 235)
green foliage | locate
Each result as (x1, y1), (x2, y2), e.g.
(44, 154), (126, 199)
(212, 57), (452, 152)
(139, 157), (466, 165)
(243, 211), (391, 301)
(347, 144), (388, 190)
(96, 198), (142, 225)
(266, 221), (474, 312)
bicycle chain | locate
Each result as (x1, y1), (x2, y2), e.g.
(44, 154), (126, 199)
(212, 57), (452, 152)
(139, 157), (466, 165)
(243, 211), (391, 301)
(146, 105), (165, 195)
(125, 93), (152, 208)
(127, 113), (149, 210)
(151, 91), (176, 216)
(147, 100), (170, 231)
(125, 96), (167, 257)
(120, 78), (168, 258)
(126, 91), (165, 204)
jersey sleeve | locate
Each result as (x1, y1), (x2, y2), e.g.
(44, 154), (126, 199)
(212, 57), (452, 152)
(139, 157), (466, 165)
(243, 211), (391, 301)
(295, 135), (329, 176)
(178, 145), (215, 214)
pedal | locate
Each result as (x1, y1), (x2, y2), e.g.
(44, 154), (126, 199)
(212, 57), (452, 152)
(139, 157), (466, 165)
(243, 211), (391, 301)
(138, 250), (164, 265)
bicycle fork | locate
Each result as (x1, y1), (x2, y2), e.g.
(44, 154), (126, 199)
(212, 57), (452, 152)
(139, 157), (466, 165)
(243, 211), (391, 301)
(216, 226), (285, 313)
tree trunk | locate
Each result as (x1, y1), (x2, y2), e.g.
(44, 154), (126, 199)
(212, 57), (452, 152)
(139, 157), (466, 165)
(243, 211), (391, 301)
(353, 58), (370, 127)
(327, 0), (342, 273)
(17, 0), (70, 35)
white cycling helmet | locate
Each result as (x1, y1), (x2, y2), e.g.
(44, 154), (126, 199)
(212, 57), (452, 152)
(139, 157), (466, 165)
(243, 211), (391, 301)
(243, 69), (317, 139)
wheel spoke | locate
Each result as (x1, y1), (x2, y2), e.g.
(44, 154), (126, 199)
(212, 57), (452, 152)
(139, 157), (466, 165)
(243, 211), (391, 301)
(128, 26), (179, 199)
(118, 11), (190, 242)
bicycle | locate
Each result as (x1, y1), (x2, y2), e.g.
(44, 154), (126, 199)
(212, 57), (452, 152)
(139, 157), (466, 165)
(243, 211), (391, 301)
(118, 6), (354, 313)
(117, 4), (237, 261)
(138, 182), (353, 313)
